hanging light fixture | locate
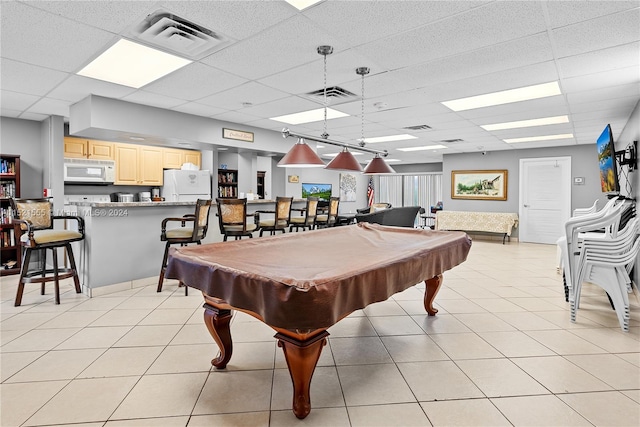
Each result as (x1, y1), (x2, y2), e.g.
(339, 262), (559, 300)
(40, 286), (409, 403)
(356, 66), (396, 174)
(277, 137), (325, 168)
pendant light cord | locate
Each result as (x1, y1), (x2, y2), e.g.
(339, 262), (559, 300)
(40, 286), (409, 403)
(322, 51), (328, 139)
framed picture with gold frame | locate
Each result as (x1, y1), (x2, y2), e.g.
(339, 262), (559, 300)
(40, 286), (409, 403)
(288, 175), (299, 183)
(451, 170), (507, 200)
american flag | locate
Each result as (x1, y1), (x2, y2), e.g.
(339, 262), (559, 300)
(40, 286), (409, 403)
(367, 177), (374, 206)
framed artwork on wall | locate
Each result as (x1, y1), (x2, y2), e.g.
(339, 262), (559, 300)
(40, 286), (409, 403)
(451, 170), (508, 200)
(339, 173), (357, 201)
(288, 175), (299, 183)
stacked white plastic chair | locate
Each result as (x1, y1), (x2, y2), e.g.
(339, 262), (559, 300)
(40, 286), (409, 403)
(558, 197), (638, 331)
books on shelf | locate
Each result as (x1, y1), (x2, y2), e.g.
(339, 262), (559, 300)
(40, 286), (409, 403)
(0, 207), (14, 224)
(0, 228), (16, 247)
(0, 159), (16, 174)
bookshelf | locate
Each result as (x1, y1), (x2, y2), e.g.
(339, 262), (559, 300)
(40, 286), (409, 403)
(0, 154), (21, 275)
(218, 169), (238, 198)
(256, 171), (266, 199)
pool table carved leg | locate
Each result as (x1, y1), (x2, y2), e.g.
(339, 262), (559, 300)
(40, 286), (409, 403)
(203, 303), (233, 369)
(276, 331), (329, 419)
(424, 274), (443, 316)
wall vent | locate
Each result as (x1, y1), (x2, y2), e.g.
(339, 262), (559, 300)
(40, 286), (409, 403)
(130, 10), (231, 60)
(404, 124), (432, 131)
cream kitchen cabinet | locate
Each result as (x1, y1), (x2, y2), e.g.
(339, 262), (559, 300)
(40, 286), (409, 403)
(114, 144), (163, 185)
(163, 148), (201, 169)
(64, 137), (115, 160)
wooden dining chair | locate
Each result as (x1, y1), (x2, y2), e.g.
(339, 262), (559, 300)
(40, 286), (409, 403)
(315, 196), (340, 228)
(216, 198), (259, 241)
(289, 197), (319, 232)
(256, 196), (293, 237)
(157, 199), (212, 294)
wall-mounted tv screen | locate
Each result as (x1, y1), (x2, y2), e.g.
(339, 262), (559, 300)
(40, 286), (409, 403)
(596, 124), (620, 194)
(301, 183), (332, 200)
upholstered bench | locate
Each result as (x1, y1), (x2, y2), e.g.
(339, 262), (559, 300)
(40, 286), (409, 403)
(435, 211), (519, 244)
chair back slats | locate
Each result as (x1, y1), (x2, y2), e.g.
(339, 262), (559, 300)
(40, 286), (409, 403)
(276, 197), (293, 222)
(306, 197), (318, 224)
(194, 199), (212, 240)
(216, 198), (253, 235)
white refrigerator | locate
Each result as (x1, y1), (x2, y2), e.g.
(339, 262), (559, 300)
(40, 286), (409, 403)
(162, 170), (211, 202)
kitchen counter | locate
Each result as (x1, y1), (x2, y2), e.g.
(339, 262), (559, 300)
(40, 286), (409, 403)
(68, 198), (307, 208)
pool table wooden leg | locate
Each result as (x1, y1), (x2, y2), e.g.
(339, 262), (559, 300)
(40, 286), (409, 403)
(275, 331), (329, 419)
(424, 274), (443, 316)
(203, 303), (233, 369)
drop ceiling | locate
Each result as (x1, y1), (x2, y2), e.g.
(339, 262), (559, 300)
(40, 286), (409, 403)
(1, 0), (638, 165)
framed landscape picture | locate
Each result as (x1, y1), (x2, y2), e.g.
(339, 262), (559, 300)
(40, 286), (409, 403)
(451, 170), (508, 200)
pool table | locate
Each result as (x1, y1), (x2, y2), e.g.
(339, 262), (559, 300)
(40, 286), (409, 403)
(165, 222), (471, 419)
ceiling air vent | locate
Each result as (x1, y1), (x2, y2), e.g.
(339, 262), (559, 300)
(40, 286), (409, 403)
(404, 124), (432, 131)
(441, 138), (464, 144)
(130, 10), (231, 60)
(304, 86), (357, 104)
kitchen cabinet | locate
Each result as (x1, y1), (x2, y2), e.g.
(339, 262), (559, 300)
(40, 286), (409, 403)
(114, 144), (163, 185)
(163, 148), (201, 169)
(64, 137), (114, 160)
(0, 154), (21, 276)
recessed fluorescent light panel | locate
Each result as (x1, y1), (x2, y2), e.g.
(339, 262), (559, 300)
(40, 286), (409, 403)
(359, 134), (417, 143)
(384, 159), (401, 162)
(77, 39), (192, 88)
(442, 82), (561, 111)
(397, 145), (447, 152)
(481, 115), (569, 131)
(504, 134), (574, 143)
(285, 0), (323, 10)
(269, 108), (349, 125)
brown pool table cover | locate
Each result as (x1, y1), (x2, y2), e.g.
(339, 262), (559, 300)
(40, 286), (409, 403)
(165, 222), (471, 329)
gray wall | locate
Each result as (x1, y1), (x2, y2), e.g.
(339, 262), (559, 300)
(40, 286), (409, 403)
(393, 162), (443, 173)
(1, 117), (44, 198)
(443, 144), (602, 216)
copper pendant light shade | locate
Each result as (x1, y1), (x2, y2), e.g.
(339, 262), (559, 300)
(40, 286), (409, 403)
(325, 148), (363, 172)
(363, 154), (396, 174)
(277, 138), (325, 168)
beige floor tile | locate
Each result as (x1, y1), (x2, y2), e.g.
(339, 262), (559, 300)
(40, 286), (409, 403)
(223, 341), (275, 371)
(37, 310), (107, 329)
(491, 395), (591, 426)
(327, 316), (377, 337)
(569, 327), (640, 353)
(485, 286), (533, 298)
(453, 313), (517, 332)
(25, 376), (139, 426)
(412, 314), (472, 334)
(1, 311), (59, 331)
(512, 356), (613, 393)
(225, 320), (276, 343)
(55, 326), (132, 350)
(0, 328), (26, 347)
(397, 361), (484, 401)
(271, 366), (344, 410)
(434, 299), (488, 314)
(368, 315), (425, 336)
(111, 372), (207, 419)
(507, 297), (565, 311)
(89, 309), (153, 327)
(170, 323), (215, 345)
(155, 294), (203, 309)
(456, 358), (549, 397)
(420, 399), (511, 426)
(617, 352), (640, 367)
(622, 389), (640, 403)
(69, 296), (129, 311)
(524, 330), (607, 355)
(396, 300), (433, 316)
(477, 331), (556, 357)
(537, 310), (602, 329)
(564, 354), (640, 389)
(115, 296), (167, 310)
(1, 328), (80, 352)
(0, 350), (45, 381)
(79, 346), (164, 378)
(363, 299), (406, 316)
(7, 348), (104, 382)
(329, 336), (393, 365)
(381, 334), (449, 363)
(494, 311), (561, 330)
(188, 412), (269, 426)
(147, 343), (217, 374)
(349, 402), (431, 427)
(138, 308), (198, 325)
(472, 297), (528, 313)
(391, 285), (424, 301)
(192, 370), (272, 415)
(338, 364), (416, 406)
(429, 332), (502, 360)
(270, 407), (350, 427)
(559, 391), (640, 426)
(106, 416), (190, 426)
(1, 380), (69, 427)
(115, 324), (182, 347)
(450, 286), (501, 300)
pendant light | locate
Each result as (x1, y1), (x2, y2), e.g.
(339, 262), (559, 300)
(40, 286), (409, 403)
(358, 66), (396, 175)
(277, 137), (326, 168)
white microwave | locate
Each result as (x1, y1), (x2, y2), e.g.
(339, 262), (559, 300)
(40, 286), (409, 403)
(64, 158), (115, 185)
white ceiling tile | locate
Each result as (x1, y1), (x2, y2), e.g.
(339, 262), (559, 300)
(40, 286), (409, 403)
(121, 91), (186, 109)
(545, 1), (639, 29)
(561, 66), (640, 93)
(0, 90), (40, 111)
(143, 63), (247, 101)
(0, 2), (115, 72)
(26, 97), (72, 118)
(552, 8), (640, 58)
(0, 108), (21, 118)
(569, 96), (639, 114)
(211, 110), (264, 125)
(198, 82), (290, 110)
(239, 96), (321, 119)
(567, 83), (640, 105)
(1, 59), (69, 97)
(47, 75), (137, 103)
(18, 111), (49, 122)
(557, 42), (639, 78)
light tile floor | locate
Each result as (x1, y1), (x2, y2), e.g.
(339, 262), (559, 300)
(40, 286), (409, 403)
(1, 241), (639, 426)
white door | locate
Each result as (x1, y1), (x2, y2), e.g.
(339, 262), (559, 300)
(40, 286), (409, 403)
(519, 157), (571, 244)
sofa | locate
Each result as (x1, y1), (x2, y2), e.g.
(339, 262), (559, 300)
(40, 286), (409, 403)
(356, 203), (392, 214)
(354, 206), (421, 228)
